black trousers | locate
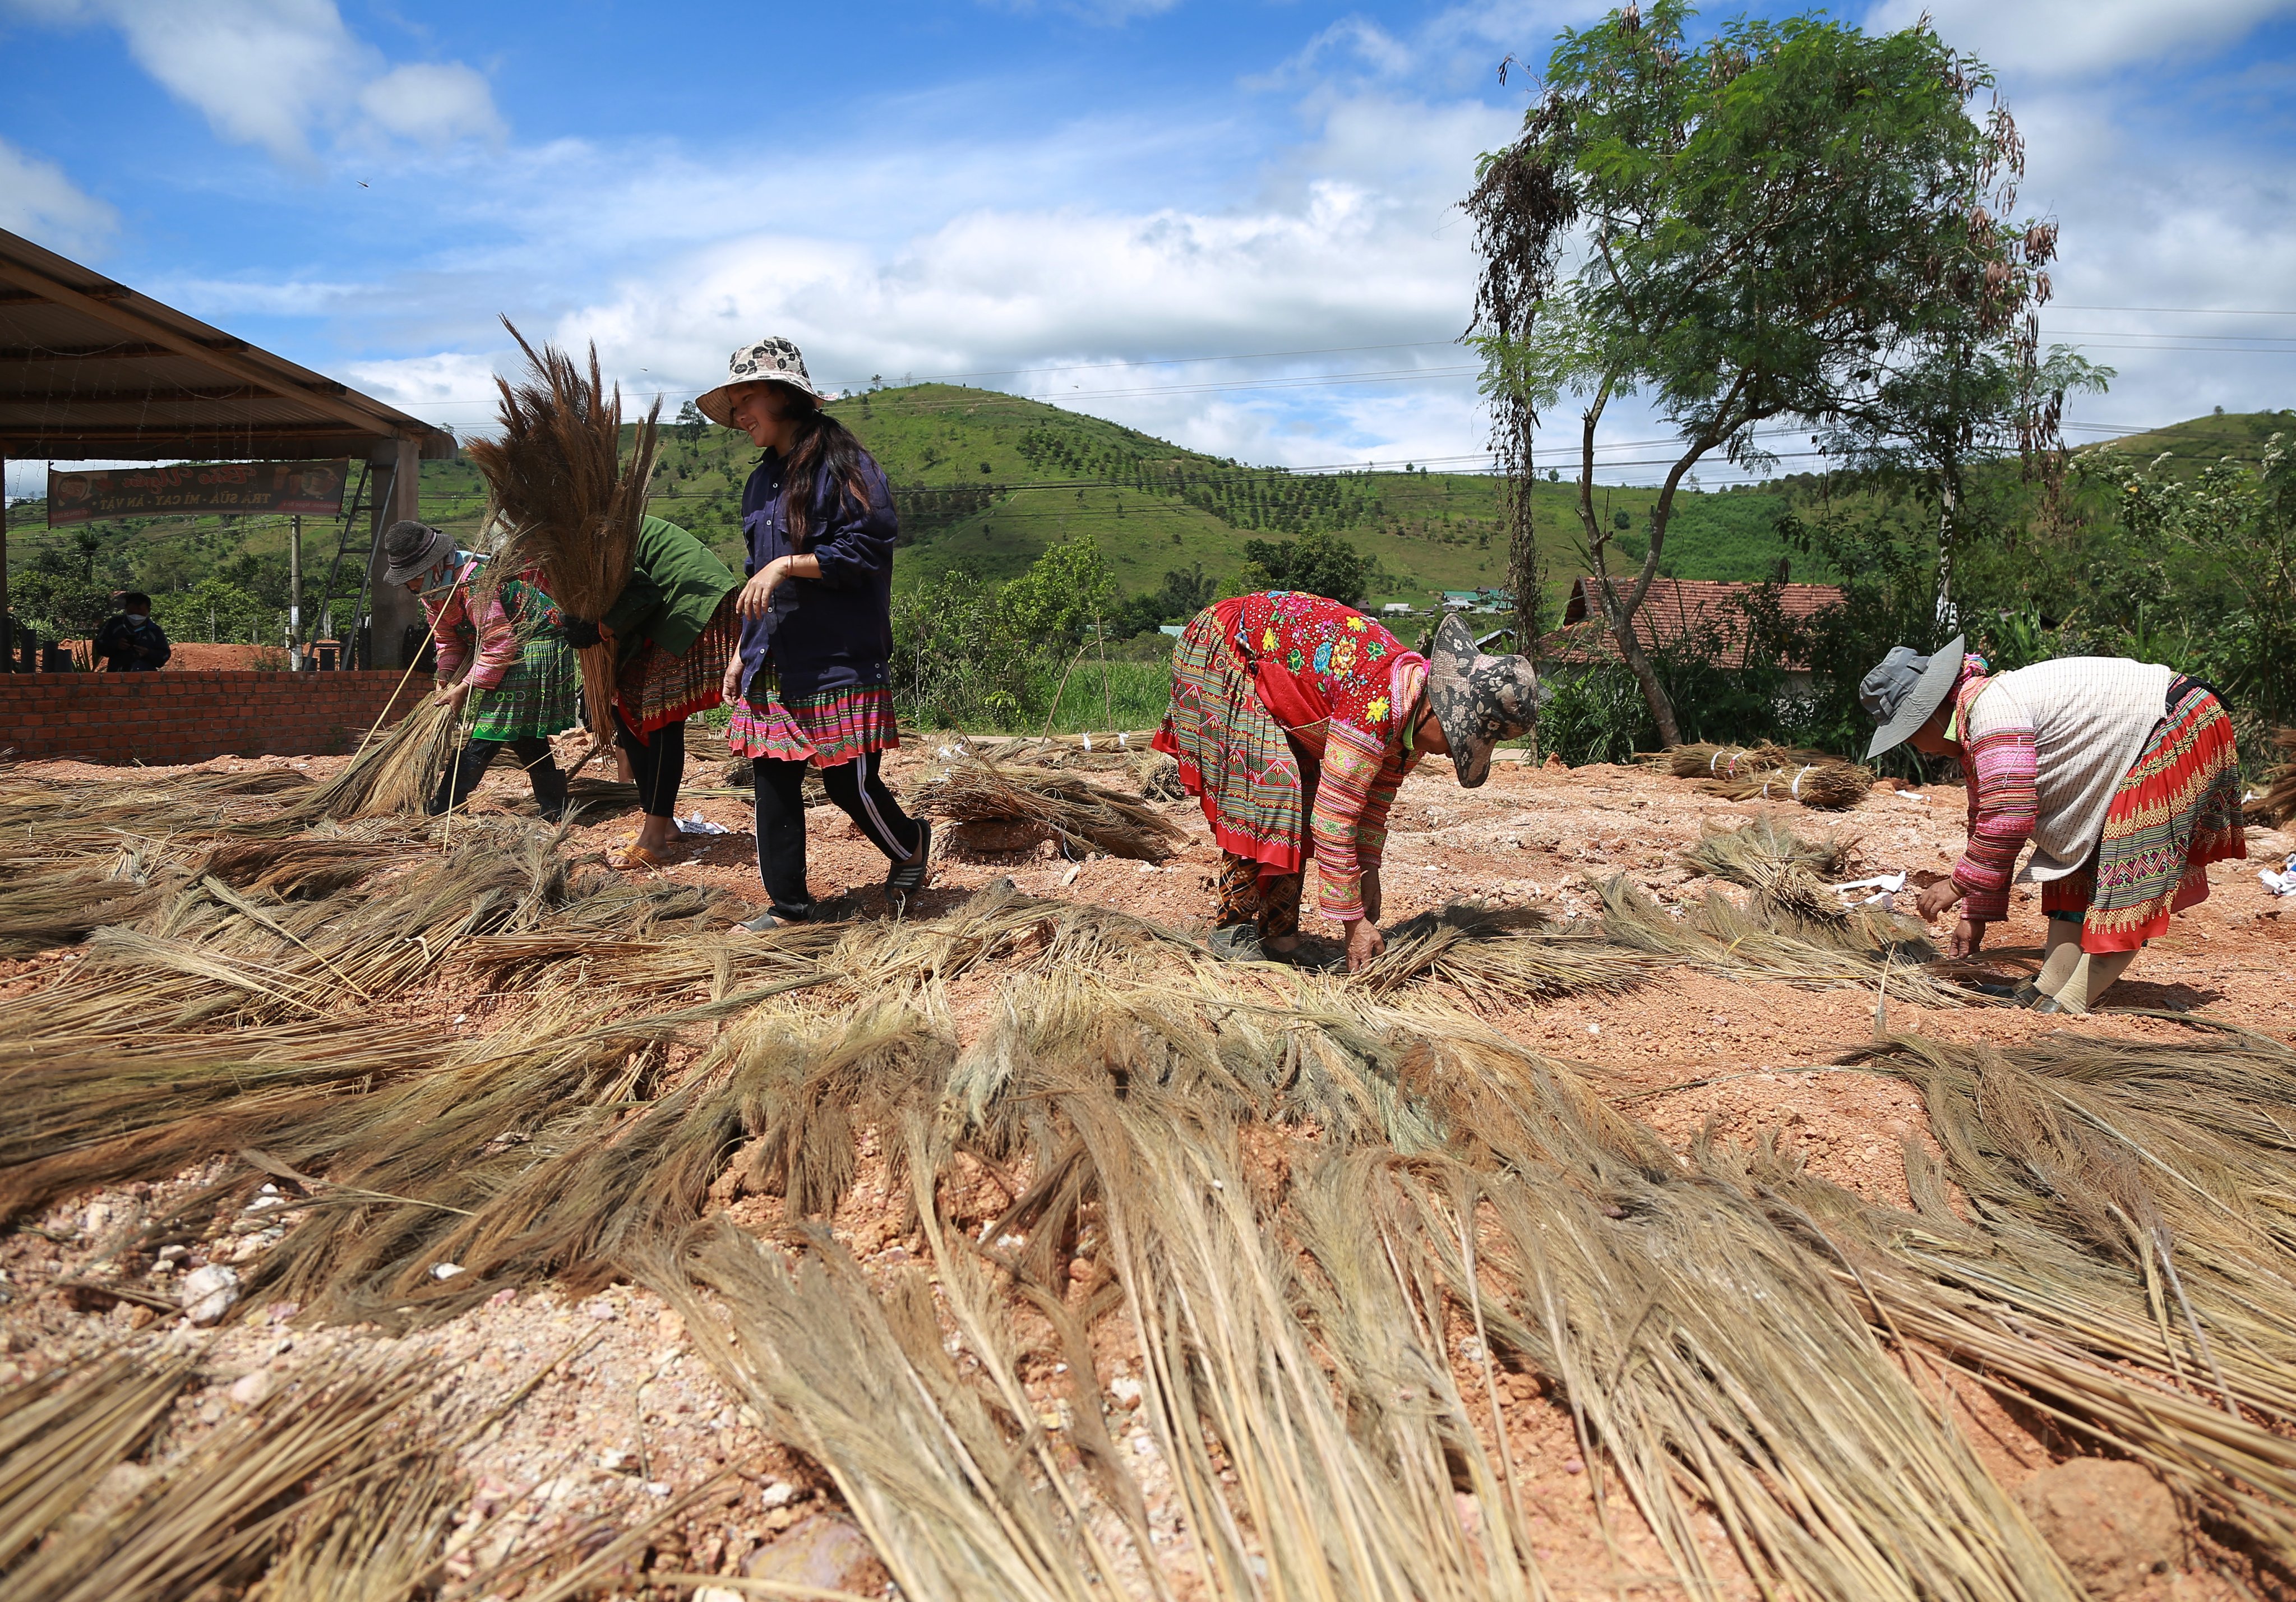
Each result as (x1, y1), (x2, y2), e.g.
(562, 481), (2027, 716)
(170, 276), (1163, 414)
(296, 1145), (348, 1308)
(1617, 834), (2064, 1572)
(752, 751), (921, 917)
(613, 710), (685, 819)
(428, 735), (567, 817)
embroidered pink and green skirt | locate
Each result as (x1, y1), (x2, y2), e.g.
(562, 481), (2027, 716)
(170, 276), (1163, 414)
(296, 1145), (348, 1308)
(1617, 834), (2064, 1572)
(727, 681), (900, 769)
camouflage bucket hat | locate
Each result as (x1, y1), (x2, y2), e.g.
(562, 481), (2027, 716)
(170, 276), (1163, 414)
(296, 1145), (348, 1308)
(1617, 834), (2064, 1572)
(1426, 613), (1541, 788)
(694, 335), (824, 426)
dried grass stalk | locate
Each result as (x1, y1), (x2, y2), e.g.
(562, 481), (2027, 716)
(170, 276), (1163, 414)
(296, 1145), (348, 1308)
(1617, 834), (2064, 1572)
(468, 320), (660, 744)
(914, 755), (1185, 861)
(643, 1222), (1120, 1602)
(0, 1355), (196, 1571)
(6, 1356), (440, 1602)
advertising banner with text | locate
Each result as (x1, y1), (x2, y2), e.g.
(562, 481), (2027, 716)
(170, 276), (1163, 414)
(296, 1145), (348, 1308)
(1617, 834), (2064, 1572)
(47, 459), (349, 527)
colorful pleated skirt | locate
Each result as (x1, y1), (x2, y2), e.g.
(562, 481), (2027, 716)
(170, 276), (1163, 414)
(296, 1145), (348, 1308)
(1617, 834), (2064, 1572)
(727, 680), (899, 769)
(2041, 678), (2247, 951)
(614, 590), (740, 742)
(1152, 607), (1306, 874)
(467, 632), (583, 744)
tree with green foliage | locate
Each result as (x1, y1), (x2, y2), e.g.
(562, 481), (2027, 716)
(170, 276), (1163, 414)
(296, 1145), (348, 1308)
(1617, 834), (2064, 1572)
(995, 535), (1120, 649)
(1817, 327), (2109, 630)
(1467, 1), (2060, 742)
(1116, 564), (1218, 636)
(11, 532), (116, 643)
(1235, 530), (1373, 607)
(150, 576), (270, 647)
(2077, 440), (2296, 730)
(676, 400), (705, 446)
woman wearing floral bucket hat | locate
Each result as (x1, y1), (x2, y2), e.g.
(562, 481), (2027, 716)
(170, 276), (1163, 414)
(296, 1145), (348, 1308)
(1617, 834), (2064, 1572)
(696, 336), (930, 930)
(1153, 595), (1539, 972)
(1861, 635), (2244, 1012)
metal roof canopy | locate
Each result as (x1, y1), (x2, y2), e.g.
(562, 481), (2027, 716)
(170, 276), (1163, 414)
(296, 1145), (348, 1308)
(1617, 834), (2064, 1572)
(0, 225), (455, 668)
(0, 225), (456, 463)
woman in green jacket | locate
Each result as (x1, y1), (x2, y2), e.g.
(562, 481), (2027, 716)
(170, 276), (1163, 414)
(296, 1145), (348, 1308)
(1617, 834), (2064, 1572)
(571, 514), (741, 867)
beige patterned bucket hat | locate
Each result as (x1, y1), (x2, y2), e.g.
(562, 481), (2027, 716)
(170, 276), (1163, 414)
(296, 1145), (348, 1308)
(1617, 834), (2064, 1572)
(694, 335), (824, 426)
(1427, 613), (1541, 787)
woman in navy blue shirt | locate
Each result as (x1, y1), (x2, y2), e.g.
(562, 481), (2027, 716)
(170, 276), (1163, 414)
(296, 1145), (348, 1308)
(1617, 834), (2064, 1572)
(698, 336), (930, 929)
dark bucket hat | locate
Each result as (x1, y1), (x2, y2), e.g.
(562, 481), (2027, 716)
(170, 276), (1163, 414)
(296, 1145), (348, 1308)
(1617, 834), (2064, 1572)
(1427, 613), (1541, 788)
(1860, 633), (1965, 760)
(381, 519), (455, 587)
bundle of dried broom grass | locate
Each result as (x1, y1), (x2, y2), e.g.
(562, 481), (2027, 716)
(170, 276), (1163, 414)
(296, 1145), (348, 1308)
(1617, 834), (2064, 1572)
(2247, 726), (2296, 825)
(1644, 741), (1874, 809)
(466, 318), (660, 745)
(915, 754), (1186, 861)
(1647, 740), (1830, 779)
(1702, 757), (1873, 810)
(283, 697), (459, 821)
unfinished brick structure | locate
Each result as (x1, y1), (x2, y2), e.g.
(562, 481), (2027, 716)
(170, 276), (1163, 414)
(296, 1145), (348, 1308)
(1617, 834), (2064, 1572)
(0, 670), (424, 765)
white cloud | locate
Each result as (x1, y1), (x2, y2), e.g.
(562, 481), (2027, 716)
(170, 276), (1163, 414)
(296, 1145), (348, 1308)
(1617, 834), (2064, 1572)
(3, 0), (502, 164)
(341, 351), (503, 419)
(358, 62), (505, 147)
(0, 135), (117, 255)
(470, 87), (1512, 467)
(1864, 0), (2296, 79)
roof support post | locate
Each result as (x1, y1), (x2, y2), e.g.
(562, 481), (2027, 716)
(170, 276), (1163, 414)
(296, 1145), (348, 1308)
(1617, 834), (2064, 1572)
(0, 449), (11, 671)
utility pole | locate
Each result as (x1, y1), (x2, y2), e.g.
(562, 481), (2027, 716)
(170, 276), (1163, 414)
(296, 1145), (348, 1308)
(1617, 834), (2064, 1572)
(289, 514), (303, 671)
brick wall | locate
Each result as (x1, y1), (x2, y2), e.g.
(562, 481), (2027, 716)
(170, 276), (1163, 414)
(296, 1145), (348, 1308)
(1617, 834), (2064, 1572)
(0, 670), (425, 765)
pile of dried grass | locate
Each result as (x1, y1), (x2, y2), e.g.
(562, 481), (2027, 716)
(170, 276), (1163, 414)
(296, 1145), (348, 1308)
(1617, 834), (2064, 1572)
(2248, 726), (2296, 825)
(915, 754), (1186, 861)
(1646, 742), (1874, 810)
(19, 764), (2296, 1600)
(281, 697), (459, 821)
(468, 320), (659, 745)
(1648, 740), (1831, 779)
(5, 1355), (447, 1602)
(1703, 757), (1873, 809)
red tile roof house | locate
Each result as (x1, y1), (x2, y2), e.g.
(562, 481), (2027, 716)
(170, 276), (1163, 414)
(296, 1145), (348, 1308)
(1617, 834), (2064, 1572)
(1531, 577), (1846, 697)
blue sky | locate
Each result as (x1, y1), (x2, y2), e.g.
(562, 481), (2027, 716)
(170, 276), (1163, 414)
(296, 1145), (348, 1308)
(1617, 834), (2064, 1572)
(6, 0), (2296, 499)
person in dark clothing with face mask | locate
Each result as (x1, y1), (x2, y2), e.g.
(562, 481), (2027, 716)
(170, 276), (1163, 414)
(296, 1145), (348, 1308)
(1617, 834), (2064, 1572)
(94, 593), (170, 672)
(694, 335), (928, 930)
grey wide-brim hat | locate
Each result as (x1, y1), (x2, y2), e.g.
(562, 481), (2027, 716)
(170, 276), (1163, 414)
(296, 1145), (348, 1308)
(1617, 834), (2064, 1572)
(1427, 613), (1542, 788)
(694, 335), (825, 426)
(1860, 633), (1966, 760)
(381, 519), (454, 587)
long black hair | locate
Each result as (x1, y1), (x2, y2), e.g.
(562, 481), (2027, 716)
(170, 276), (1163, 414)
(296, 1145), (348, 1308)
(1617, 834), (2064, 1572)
(773, 389), (874, 550)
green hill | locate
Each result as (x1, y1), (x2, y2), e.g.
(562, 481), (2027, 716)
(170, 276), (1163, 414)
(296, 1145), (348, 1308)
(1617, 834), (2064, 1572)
(2077, 408), (2296, 473)
(17, 382), (2122, 643)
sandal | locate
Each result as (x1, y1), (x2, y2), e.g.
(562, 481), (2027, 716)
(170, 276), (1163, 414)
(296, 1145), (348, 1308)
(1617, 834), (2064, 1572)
(886, 820), (934, 904)
(618, 843), (675, 872)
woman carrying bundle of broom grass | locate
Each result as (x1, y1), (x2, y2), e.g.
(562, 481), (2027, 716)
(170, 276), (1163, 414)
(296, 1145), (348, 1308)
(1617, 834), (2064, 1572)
(469, 325), (742, 871)
(587, 514), (742, 866)
(695, 335), (929, 930)
(381, 519), (576, 820)
(1156, 596), (1539, 971)
(1864, 635), (2246, 1013)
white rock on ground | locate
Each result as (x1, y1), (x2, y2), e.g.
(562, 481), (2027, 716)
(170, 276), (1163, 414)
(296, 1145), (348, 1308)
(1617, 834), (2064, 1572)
(178, 1265), (238, 1327)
